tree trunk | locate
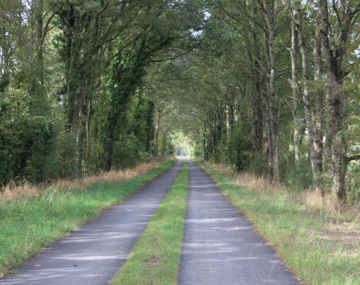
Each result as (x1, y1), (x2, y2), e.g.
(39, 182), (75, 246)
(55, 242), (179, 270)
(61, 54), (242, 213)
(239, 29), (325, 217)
(153, 107), (162, 157)
(294, 1), (323, 188)
(312, 17), (324, 193)
(289, 11), (300, 163)
(30, 0), (48, 116)
(262, 0), (280, 183)
(264, 94), (273, 177)
(249, 31), (264, 157)
(319, 0), (359, 205)
(104, 137), (114, 172)
(251, 78), (263, 154)
(225, 88), (235, 139)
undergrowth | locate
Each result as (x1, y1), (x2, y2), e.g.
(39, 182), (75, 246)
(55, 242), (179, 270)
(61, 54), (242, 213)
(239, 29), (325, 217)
(1, 160), (168, 201)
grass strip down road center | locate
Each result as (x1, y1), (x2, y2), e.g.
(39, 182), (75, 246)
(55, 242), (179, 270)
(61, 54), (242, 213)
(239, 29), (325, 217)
(198, 161), (360, 285)
(0, 159), (175, 277)
(111, 162), (188, 285)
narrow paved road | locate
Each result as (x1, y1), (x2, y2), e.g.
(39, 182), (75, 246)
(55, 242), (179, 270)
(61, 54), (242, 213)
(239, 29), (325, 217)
(0, 161), (182, 285)
(178, 161), (298, 285)
(2, 160), (299, 285)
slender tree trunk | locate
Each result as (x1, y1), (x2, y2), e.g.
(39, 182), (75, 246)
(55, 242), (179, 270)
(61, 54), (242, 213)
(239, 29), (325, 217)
(30, 0), (48, 116)
(264, 94), (273, 177)
(104, 114), (116, 172)
(203, 134), (207, 160)
(312, 17), (324, 193)
(249, 32), (264, 158)
(251, 78), (263, 154)
(294, 1), (322, 187)
(153, 107), (162, 157)
(289, 12), (300, 163)
(225, 88), (235, 139)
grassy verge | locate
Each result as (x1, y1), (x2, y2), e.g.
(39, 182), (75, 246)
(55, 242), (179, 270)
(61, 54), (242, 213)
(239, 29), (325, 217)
(197, 161), (360, 285)
(111, 162), (188, 285)
(0, 159), (175, 276)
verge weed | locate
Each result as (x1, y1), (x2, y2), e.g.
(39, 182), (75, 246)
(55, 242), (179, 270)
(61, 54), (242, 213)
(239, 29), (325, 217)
(111, 162), (188, 285)
(198, 161), (360, 285)
(0, 159), (175, 276)
(1, 160), (168, 201)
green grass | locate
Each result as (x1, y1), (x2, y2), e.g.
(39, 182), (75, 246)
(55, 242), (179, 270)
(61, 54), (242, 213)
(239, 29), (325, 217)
(111, 162), (188, 285)
(0, 159), (175, 276)
(197, 161), (360, 285)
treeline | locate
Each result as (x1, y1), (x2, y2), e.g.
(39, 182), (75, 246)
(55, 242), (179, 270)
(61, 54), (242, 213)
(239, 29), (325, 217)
(0, 0), (203, 185)
(1, 0), (359, 207)
(148, 0), (360, 206)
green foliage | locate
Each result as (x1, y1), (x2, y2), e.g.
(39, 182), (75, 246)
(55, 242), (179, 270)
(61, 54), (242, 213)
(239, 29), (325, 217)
(0, 0), (204, 185)
(1, 0), (359, 205)
(0, 142), (15, 186)
(192, 144), (203, 158)
(21, 116), (55, 183)
(159, 135), (175, 158)
(210, 125), (252, 171)
(347, 162), (360, 205)
(0, 73), (10, 93)
(229, 124), (252, 171)
(0, 114), (55, 185)
(110, 94), (156, 169)
(112, 135), (142, 169)
(282, 158), (313, 190)
(51, 132), (76, 179)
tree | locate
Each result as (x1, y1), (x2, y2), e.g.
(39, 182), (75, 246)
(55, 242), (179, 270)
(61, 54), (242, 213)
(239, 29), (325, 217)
(319, 0), (360, 204)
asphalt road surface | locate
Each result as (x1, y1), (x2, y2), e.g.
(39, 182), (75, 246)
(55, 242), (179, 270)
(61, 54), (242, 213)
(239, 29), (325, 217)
(178, 161), (298, 285)
(1, 159), (299, 285)
(0, 161), (182, 285)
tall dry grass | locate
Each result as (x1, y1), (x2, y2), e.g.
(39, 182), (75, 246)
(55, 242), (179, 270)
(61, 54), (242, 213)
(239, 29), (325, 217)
(207, 161), (360, 253)
(0, 160), (165, 201)
(208, 161), (359, 219)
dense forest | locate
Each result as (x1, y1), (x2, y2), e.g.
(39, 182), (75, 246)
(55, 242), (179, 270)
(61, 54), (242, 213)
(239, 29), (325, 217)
(0, 0), (359, 207)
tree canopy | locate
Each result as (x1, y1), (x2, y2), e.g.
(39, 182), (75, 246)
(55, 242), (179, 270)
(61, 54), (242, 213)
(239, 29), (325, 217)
(0, 0), (359, 206)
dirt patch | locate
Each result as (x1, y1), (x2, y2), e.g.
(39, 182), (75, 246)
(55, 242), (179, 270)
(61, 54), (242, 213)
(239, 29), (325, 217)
(317, 222), (360, 246)
(144, 255), (161, 267)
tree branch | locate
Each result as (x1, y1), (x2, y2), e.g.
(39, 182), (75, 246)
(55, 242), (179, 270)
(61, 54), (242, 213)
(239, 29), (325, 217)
(332, 0), (342, 28)
(217, 0), (266, 33)
(346, 155), (360, 162)
(148, 48), (195, 63)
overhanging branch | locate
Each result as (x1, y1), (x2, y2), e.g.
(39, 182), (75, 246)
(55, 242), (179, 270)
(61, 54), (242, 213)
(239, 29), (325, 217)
(346, 155), (360, 162)
(148, 48), (195, 63)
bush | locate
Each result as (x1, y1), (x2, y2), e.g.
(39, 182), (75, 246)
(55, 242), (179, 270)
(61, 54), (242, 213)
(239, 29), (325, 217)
(282, 157), (313, 190)
(249, 152), (266, 176)
(22, 116), (55, 183)
(0, 115), (56, 185)
(50, 132), (76, 179)
(229, 125), (252, 171)
(347, 162), (360, 205)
